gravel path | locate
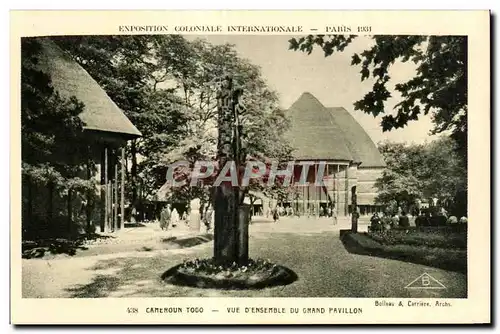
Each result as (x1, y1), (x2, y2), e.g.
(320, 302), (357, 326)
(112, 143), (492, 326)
(22, 218), (466, 298)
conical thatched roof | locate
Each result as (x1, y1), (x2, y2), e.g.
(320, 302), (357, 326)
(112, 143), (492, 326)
(326, 107), (386, 168)
(286, 93), (353, 162)
(33, 37), (142, 139)
(286, 92), (385, 168)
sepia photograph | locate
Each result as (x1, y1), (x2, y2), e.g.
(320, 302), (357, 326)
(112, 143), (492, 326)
(9, 9), (490, 325)
(21, 33), (468, 299)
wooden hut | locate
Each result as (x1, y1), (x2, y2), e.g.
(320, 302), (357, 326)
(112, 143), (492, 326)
(23, 37), (141, 235)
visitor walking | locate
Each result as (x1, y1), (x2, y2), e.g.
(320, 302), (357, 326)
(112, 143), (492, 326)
(204, 205), (214, 232)
(272, 207), (279, 222)
(171, 207), (180, 228)
(159, 204), (172, 231)
(370, 212), (381, 231)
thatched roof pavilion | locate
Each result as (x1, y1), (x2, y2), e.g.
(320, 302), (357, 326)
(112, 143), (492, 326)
(284, 92), (385, 216)
(286, 92), (385, 168)
(26, 37), (142, 233)
(33, 37), (142, 140)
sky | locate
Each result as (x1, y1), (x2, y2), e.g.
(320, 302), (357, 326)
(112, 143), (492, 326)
(190, 35), (438, 145)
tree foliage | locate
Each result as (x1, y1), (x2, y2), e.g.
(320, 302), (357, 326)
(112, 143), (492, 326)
(158, 38), (292, 204)
(52, 36), (292, 207)
(375, 137), (467, 215)
(21, 38), (94, 193)
(52, 36), (190, 203)
(288, 35), (468, 162)
(21, 38), (100, 239)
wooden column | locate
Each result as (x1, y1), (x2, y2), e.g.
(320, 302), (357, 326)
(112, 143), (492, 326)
(315, 164), (320, 217)
(302, 165), (306, 216)
(306, 169), (311, 217)
(345, 164), (349, 216)
(99, 149), (105, 233)
(120, 147), (125, 229)
(336, 164), (340, 218)
(291, 167), (296, 213)
(86, 147), (92, 232)
(104, 146), (109, 232)
(114, 154), (118, 232)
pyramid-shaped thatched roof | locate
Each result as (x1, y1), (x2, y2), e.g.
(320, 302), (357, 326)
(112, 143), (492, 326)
(32, 37), (142, 139)
(326, 107), (386, 168)
(286, 92), (385, 168)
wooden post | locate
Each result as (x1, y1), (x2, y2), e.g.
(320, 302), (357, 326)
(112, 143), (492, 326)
(302, 167), (305, 216)
(237, 204), (250, 264)
(336, 164), (340, 218)
(104, 146), (109, 232)
(293, 168), (298, 214)
(214, 75), (238, 265)
(120, 147), (125, 230)
(114, 155), (118, 232)
(330, 164), (335, 212)
(86, 147), (92, 232)
(306, 170), (310, 217)
(345, 164), (349, 216)
(317, 164), (321, 217)
(99, 149), (105, 233)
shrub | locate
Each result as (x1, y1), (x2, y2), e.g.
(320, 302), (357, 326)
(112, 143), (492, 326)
(367, 229), (466, 249)
(341, 232), (467, 273)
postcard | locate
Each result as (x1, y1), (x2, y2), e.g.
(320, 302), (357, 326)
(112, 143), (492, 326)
(10, 10), (490, 325)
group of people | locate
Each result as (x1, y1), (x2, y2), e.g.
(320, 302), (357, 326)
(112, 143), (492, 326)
(267, 205), (295, 219)
(159, 204), (182, 231)
(369, 211), (411, 231)
(267, 204), (338, 223)
(414, 209), (468, 228)
(159, 204), (215, 232)
(369, 207), (468, 231)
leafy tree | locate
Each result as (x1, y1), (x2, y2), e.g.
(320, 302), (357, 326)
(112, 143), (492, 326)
(288, 35), (468, 163)
(159, 38), (292, 207)
(52, 35), (292, 220)
(21, 38), (95, 238)
(52, 36), (189, 209)
(375, 137), (467, 215)
(375, 141), (427, 210)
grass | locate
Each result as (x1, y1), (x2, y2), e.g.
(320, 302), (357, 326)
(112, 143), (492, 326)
(367, 229), (467, 249)
(341, 231), (467, 274)
(22, 233), (115, 259)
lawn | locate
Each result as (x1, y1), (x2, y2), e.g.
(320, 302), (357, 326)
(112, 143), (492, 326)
(367, 229), (467, 249)
(341, 231), (467, 274)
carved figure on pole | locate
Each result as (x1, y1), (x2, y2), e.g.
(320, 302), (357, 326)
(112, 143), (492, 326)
(213, 75), (248, 265)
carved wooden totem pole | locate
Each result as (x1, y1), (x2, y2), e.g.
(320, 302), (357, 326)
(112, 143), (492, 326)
(214, 75), (248, 265)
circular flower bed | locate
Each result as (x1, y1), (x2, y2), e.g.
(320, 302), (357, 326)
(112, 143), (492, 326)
(161, 258), (298, 290)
